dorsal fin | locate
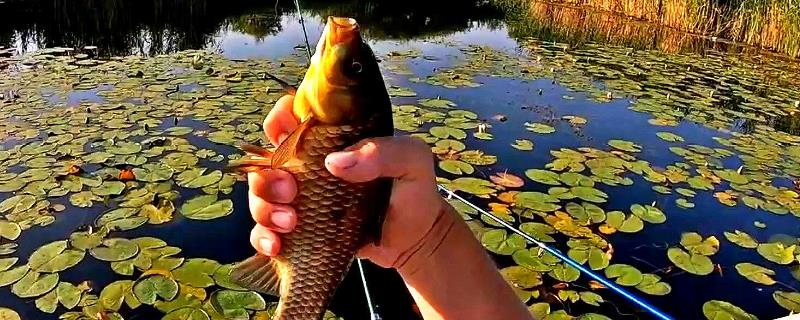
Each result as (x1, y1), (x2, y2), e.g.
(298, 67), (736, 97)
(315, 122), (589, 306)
(230, 254), (284, 296)
(272, 116), (314, 168)
(263, 71), (298, 95)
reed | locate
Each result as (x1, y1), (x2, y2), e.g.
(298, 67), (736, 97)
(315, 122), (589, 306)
(496, 0), (800, 57)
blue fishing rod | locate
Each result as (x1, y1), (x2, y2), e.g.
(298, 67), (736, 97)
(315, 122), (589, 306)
(438, 185), (674, 320)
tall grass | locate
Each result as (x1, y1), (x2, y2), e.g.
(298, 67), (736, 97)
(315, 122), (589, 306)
(497, 0), (800, 57)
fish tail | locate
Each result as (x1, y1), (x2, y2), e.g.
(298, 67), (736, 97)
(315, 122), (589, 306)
(230, 254), (350, 319)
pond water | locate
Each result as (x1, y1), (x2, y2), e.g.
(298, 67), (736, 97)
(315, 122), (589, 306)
(2, 0), (800, 319)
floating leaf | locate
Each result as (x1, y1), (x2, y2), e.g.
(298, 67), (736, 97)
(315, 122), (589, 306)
(667, 248), (713, 275)
(607, 139), (641, 152)
(756, 243), (795, 265)
(429, 126), (466, 139)
(524, 122), (555, 134)
(774, 291), (800, 313)
(212, 264), (247, 290)
(680, 233), (720, 256)
(69, 191), (101, 208)
(724, 230), (758, 249)
(500, 266), (542, 289)
(656, 132), (684, 142)
(511, 139), (534, 151)
(57, 282), (84, 309)
(604, 264), (643, 286)
(676, 198), (695, 209)
(734, 263), (775, 285)
(481, 229), (526, 255)
(489, 172), (524, 188)
(211, 289), (267, 315)
(91, 181), (126, 196)
(548, 264), (580, 282)
(702, 300), (757, 320)
(0, 221), (21, 241)
(90, 238), (140, 262)
(630, 204), (666, 224)
(133, 275), (179, 305)
(439, 160), (474, 175)
(753, 220), (766, 228)
(525, 169), (561, 185)
(11, 271), (58, 298)
(133, 163), (174, 182)
(29, 240), (85, 273)
(180, 194), (234, 220)
(0, 308), (20, 320)
(635, 274), (671, 296)
(570, 186), (608, 203)
(0, 265), (29, 287)
(100, 280), (134, 311)
(35, 289), (58, 313)
(173, 258), (221, 288)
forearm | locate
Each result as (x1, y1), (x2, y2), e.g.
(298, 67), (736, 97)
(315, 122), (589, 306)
(397, 201), (531, 320)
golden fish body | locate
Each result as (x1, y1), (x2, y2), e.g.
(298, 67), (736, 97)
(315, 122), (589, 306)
(230, 17), (393, 320)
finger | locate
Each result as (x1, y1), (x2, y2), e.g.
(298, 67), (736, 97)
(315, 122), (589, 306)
(264, 95), (299, 145)
(247, 170), (297, 204)
(248, 189), (297, 233)
(250, 225), (281, 256)
(325, 136), (435, 183)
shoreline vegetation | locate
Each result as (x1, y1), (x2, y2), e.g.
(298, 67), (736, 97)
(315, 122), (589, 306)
(495, 0), (800, 58)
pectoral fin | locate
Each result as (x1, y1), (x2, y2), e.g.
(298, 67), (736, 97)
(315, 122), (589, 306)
(263, 71), (298, 95)
(272, 116), (314, 168)
(230, 254), (284, 296)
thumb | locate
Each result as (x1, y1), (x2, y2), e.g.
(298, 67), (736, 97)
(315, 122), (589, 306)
(324, 136), (434, 183)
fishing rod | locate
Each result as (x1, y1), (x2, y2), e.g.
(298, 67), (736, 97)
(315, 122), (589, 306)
(437, 184), (674, 320)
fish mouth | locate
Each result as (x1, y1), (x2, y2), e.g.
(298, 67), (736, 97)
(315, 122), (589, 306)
(317, 16), (359, 59)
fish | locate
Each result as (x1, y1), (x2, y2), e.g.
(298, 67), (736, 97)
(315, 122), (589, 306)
(226, 16), (394, 320)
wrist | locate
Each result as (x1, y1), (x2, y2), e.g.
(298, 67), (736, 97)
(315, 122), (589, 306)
(395, 198), (459, 277)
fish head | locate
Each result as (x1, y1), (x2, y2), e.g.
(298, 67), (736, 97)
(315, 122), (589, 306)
(294, 16), (389, 126)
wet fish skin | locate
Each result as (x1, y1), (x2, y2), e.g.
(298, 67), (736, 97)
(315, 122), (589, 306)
(229, 16), (393, 320)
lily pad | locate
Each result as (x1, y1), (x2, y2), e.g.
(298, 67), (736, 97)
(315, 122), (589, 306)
(29, 240), (85, 273)
(180, 194), (234, 220)
(481, 229), (526, 255)
(525, 169), (561, 185)
(91, 181), (126, 196)
(635, 274), (671, 296)
(603, 264), (643, 286)
(0, 221), (21, 241)
(90, 238), (140, 262)
(11, 271), (58, 298)
(680, 233), (720, 256)
(702, 300), (757, 320)
(667, 248), (714, 275)
(524, 122), (555, 134)
(511, 139), (534, 151)
(133, 275), (179, 305)
(173, 258), (221, 288)
(439, 160), (474, 175)
(756, 242), (796, 265)
(0, 265), (29, 287)
(724, 230), (758, 249)
(656, 132), (684, 142)
(734, 263), (775, 285)
(630, 204), (666, 224)
(774, 291), (800, 313)
(57, 282), (84, 309)
(210, 289), (266, 315)
(608, 139), (641, 152)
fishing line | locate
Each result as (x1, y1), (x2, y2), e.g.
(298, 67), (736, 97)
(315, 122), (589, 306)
(357, 259), (382, 320)
(437, 185), (675, 320)
(292, 0), (312, 62)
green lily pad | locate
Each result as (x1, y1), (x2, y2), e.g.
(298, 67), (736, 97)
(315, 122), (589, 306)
(702, 300), (757, 320)
(439, 160), (474, 175)
(429, 126), (467, 139)
(35, 289), (58, 313)
(680, 232), (720, 256)
(0, 265), (29, 287)
(481, 229), (526, 255)
(604, 264), (643, 286)
(605, 211), (643, 233)
(57, 282), (84, 309)
(0, 195), (36, 214)
(0, 221), (21, 241)
(756, 242), (795, 264)
(0, 258), (17, 272)
(210, 289), (266, 315)
(524, 122), (555, 134)
(163, 307), (210, 320)
(180, 194), (234, 220)
(70, 227), (109, 250)
(525, 169), (561, 185)
(100, 280), (134, 311)
(630, 204), (666, 224)
(656, 132), (684, 142)
(133, 163), (174, 182)
(0, 308), (20, 320)
(29, 240), (85, 273)
(754, 221), (766, 228)
(107, 141), (142, 155)
(500, 266), (542, 289)
(91, 181), (126, 196)
(177, 169), (223, 188)
(173, 258), (221, 288)
(212, 264), (247, 290)
(579, 291), (603, 306)
(723, 230), (758, 249)
(608, 139), (641, 152)
(11, 271), (58, 298)
(635, 274), (671, 295)
(133, 275), (179, 305)
(548, 264), (580, 282)
(69, 191), (101, 208)
(90, 238), (140, 262)
(570, 186), (608, 203)
(511, 139), (534, 151)
(734, 263), (775, 285)
(676, 198), (695, 208)
(667, 247), (714, 275)
(774, 291), (800, 313)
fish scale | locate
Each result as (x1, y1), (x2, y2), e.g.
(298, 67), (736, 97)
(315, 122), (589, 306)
(251, 124), (382, 319)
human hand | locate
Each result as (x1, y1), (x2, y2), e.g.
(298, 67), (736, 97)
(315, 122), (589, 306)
(247, 94), (451, 269)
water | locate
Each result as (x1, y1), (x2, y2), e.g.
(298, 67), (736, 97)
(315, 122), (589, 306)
(2, 0), (800, 319)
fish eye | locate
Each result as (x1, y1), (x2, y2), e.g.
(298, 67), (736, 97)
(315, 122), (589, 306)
(351, 61), (363, 74)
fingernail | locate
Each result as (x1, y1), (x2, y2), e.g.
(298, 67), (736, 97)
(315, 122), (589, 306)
(326, 151), (358, 169)
(269, 176), (292, 202)
(271, 210), (295, 231)
(259, 238), (275, 255)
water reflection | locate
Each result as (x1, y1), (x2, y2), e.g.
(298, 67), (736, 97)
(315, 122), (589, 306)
(0, 0), (504, 56)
